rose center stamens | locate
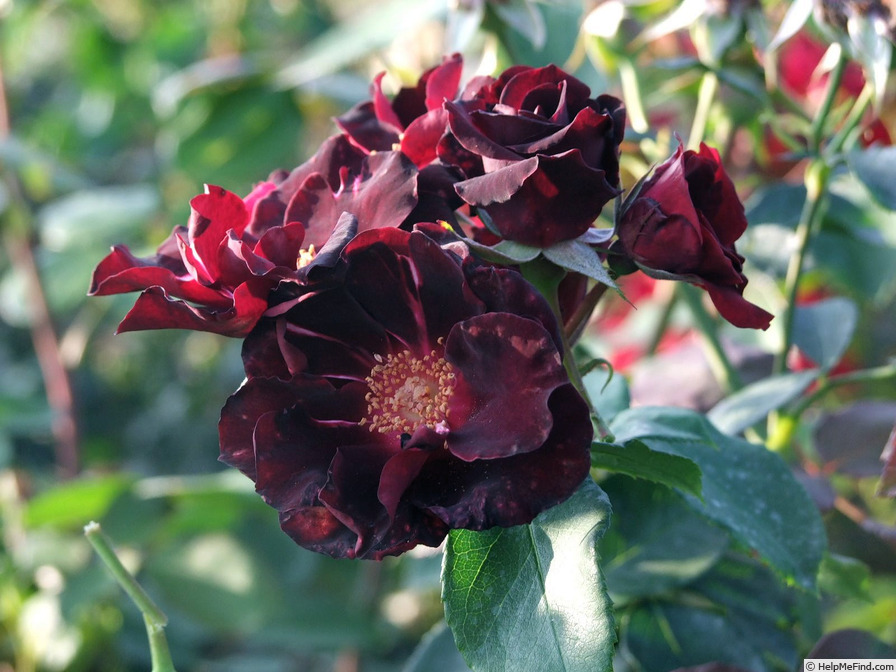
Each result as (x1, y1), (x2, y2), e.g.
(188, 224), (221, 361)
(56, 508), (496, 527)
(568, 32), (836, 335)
(361, 346), (455, 436)
(297, 244), (317, 269)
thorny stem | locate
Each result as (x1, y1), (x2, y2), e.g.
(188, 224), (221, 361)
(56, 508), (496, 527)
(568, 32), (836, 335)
(84, 522), (177, 672)
(0, 54), (79, 478)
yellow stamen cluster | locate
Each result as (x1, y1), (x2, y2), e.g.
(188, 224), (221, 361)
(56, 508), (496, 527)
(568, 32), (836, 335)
(360, 345), (456, 436)
(297, 244), (317, 269)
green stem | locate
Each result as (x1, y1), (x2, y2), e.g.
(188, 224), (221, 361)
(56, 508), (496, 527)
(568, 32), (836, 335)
(521, 258), (613, 441)
(772, 159), (831, 377)
(826, 81), (875, 157)
(810, 48), (848, 153)
(678, 284), (742, 393)
(84, 522), (177, 672)
(687, 68), (719, 149)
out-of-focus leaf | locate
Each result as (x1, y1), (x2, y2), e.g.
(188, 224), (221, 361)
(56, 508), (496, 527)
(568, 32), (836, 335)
(612, 406), (826, 590)
(848, 145), (896, 211)
(707, 370), (819, 435)
(24, 475), (135, 528)
(878, 422), (896, 497)
(493, 0), (546, 50)
(622, 553), (805, 672)
(442, 479), (615, 672)
(591, 440), (702, 499)
(846, 12), (892, 112)
(600, 476), (727, 602)
(815, 401), (896, 478)
(767, 0), (813, 52)
(808, 628), (896, 658)
(582, 365), (630, 423)
(403, 621), (470, 672)
(818, 553), (871, 601)
(144, 533), (282, 632)
(38, 185), (160, 252)
(792, 296), (858, 370)
(276, 0), (449, 88)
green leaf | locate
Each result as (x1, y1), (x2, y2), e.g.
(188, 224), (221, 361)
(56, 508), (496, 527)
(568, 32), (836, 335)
(707, 370), (819, 435)
(590, 440), (702, 499)
(622, 552), (806, 671)
(24, 475), (134, 528)
(275, 0), (449, 87)
(792, 297), (859, 370)
(611, 406), (826, 590)
(767, 0), (813, 52)
(492, 0), (546, 50)
(848, 145), (896, 211)
(464, 237), (542, 265)
(403, 621), (470, 672)
(542, 239), (618, 289)
(600, 476), (728, 602)
(582, 365), (630, 423)
(442, 479), (615, 672)
(818, 553), (871, 601)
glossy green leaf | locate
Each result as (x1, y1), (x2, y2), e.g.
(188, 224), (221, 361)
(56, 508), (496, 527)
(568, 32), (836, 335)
(442, 479), (615, 672)
(792, 297), (859, 370)
(612, 406), (826, 590)
(590, 440), (702, 499)
(543, 239), (618, 289)
(707, 370), (819, 435)
(600, 476), (728, 602)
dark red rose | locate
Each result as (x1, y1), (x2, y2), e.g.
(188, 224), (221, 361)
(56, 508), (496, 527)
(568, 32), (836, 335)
(616, 142), (773, 330)
(219, 228), (592, 560)
(336, 53), (463, 168)
(444, 64), (625, 247)
(89, 135), (418, 337)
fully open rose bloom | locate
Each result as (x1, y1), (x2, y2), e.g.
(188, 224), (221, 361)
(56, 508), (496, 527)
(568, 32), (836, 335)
(616, 142), (773, 330)
(219, 228), (592, 559)
(89, 136), (418, 336)
(445, 64), (626, 247)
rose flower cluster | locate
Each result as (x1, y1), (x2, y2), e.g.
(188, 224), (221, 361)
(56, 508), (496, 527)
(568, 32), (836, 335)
(91, 55), (771, 559)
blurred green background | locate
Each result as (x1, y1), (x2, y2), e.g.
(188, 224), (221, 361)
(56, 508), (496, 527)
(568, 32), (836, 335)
(1, 0), (895, 670)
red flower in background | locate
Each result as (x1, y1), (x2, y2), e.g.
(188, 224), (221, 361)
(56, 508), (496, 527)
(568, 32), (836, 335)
(219, 228), (592, 559)
(778, 31), (891, 146)
(616, 142), (773, 330)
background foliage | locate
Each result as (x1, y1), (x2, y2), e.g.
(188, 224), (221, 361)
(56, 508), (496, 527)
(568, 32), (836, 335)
(1, 0), (895, 670)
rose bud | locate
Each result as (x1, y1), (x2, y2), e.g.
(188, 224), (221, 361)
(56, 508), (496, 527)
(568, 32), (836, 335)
(616, 142), (773, 330)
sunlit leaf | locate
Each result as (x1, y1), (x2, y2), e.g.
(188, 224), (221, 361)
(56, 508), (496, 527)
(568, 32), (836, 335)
(591, 439), (702, 499)
(442, 479), (615, 672)
(612, 406), (826, 590)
